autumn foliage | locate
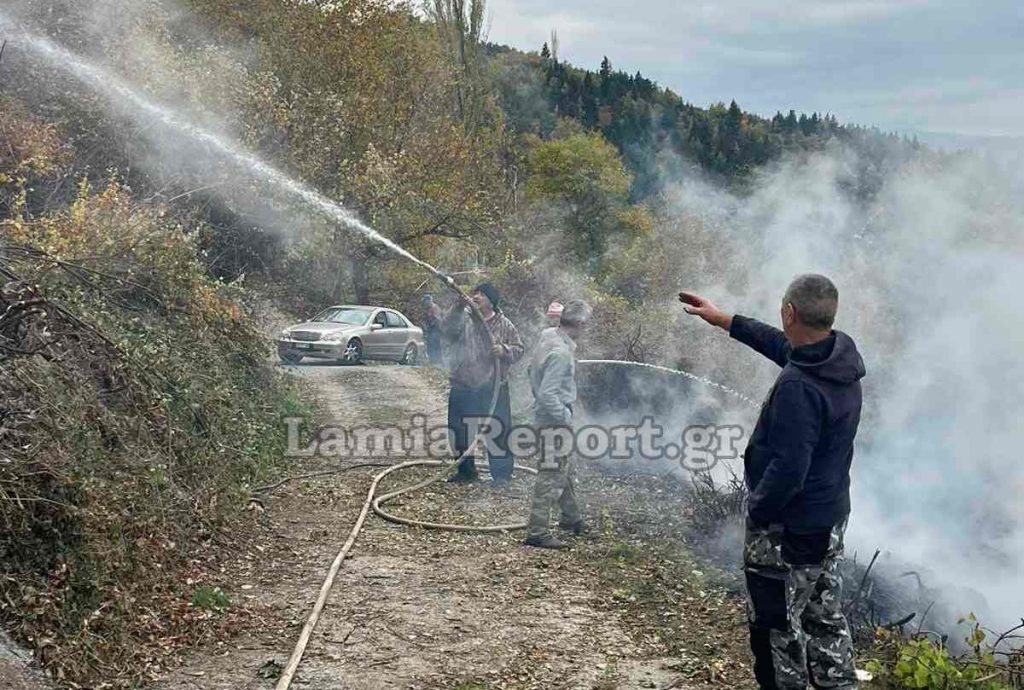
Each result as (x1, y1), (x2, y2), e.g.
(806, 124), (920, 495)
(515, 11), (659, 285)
(0, 98), (305, 685)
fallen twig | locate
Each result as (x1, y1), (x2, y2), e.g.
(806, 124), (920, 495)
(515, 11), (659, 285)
(845, 548), (880, 621)
(382, 625), (435, 649)
(324, 614), (379, 647)
(916, 601), (935, 636)
(884, 612), (916, 629)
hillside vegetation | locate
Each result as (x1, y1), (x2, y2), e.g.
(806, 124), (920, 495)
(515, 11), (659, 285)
(0, 97), (307, 683)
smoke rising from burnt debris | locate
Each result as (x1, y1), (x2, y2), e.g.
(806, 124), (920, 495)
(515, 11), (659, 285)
(648, 141), (1024, 633)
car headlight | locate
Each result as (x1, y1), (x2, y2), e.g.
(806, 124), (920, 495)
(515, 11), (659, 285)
(279, 329), (291, 339)
(323, 330), (346, 341)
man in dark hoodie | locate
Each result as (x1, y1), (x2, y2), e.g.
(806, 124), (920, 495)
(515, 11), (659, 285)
(680, 274), (865, 690)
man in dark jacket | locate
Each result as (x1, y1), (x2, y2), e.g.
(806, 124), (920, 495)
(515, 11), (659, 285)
(442, 283), (524, 486)
(680, 274), (864, 690)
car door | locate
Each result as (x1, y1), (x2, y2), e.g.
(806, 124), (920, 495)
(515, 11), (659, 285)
(364, 310), (389, 358)
(385, 311), (410, 357)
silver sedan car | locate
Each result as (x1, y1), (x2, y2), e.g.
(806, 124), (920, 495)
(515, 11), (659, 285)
(276, 305), (425, 365)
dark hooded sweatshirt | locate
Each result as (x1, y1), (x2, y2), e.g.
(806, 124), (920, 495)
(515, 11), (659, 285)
(731, 315), (866, 544)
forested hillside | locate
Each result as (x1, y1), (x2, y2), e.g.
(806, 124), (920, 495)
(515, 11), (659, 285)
(3, 0), (936, 333)
(489, 43), (924, 197)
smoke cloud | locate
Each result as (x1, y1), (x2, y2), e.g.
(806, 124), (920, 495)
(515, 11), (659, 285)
(651, 141), (1024, 634)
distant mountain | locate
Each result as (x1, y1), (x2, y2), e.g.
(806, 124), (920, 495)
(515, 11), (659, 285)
(909, 130), (1024, 155)
(487, 43), (931, 200)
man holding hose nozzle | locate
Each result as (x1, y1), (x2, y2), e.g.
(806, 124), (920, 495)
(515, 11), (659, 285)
(680, 275), (864, 690)
(442, 283), (524, 486)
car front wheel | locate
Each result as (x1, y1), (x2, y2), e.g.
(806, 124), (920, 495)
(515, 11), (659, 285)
(342, 338), (363, 365)
(280, 352), (303, 365)
(400, 343), (419, 366)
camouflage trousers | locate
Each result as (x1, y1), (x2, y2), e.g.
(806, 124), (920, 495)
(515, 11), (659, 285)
(526, 452), (581, 540)
(744, 519), (858, 690)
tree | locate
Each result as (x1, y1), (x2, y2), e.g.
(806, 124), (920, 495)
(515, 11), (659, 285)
(525, 132), (632, 267)
(724, 100), (743, 134)
(540, 42), (550, 60)
(184, 0), (504, 302)
(600, 56), (612, 79)
(426, 0), (488, 129)
(719, 99), (744, 169)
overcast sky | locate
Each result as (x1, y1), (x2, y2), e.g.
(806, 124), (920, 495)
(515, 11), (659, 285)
(485, 0), (1024, 140)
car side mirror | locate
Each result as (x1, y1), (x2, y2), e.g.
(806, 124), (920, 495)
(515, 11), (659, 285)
(370, 323), (384, 331)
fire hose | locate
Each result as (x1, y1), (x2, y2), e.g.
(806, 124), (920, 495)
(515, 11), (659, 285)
(0, 25), (756, 686)
(275, 277), (530, 690)
(274, 282), (760, 688)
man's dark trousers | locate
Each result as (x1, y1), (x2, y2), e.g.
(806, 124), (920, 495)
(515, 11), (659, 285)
(745, 519), (858, 690)
(447, 381), (513, 480)
(425, 327), (443, 364)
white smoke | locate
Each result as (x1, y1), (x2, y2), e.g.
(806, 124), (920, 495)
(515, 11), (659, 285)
(655, 141), (1024, 632)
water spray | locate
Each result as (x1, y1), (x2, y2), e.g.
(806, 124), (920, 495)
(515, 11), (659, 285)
(579, 359), (760, 408)
(0, 20), (501, 688)
(0, 14), (459, 294)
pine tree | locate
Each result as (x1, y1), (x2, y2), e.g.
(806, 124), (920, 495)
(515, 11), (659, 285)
(720, 100), (744, 170)
(725, 100), (742, 128)
(540, 42), (550, 60)
(600, 56), (612, 79)
(798, 113), (809, 134)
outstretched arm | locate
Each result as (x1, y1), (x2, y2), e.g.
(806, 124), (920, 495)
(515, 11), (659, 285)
(678, 292), (790, 367)
(729, 315), (791, 368)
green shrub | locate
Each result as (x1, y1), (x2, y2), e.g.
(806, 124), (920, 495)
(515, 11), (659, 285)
(866, 620), (1018, 690)
(192, 586), (231, 612)
(1, 135), (308, 684)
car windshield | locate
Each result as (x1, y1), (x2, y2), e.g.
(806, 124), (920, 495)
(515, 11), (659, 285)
(311, 307), (372, 326)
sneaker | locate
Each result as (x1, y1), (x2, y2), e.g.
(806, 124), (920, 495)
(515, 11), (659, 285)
(524, 535), (565, 550)
(558, 519), (589, 536)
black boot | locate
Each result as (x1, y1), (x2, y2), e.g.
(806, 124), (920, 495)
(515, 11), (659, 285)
(447, 457), (478, 483)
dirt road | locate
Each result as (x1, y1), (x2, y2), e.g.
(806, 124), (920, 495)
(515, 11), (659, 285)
(0, 631), (52, 690)
(155, 362), (754, 690)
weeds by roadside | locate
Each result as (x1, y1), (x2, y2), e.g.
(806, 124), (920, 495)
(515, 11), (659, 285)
(578, 473), (754, 688)
(0, 112), (310, 686)
(863, 617), (1024, 689)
